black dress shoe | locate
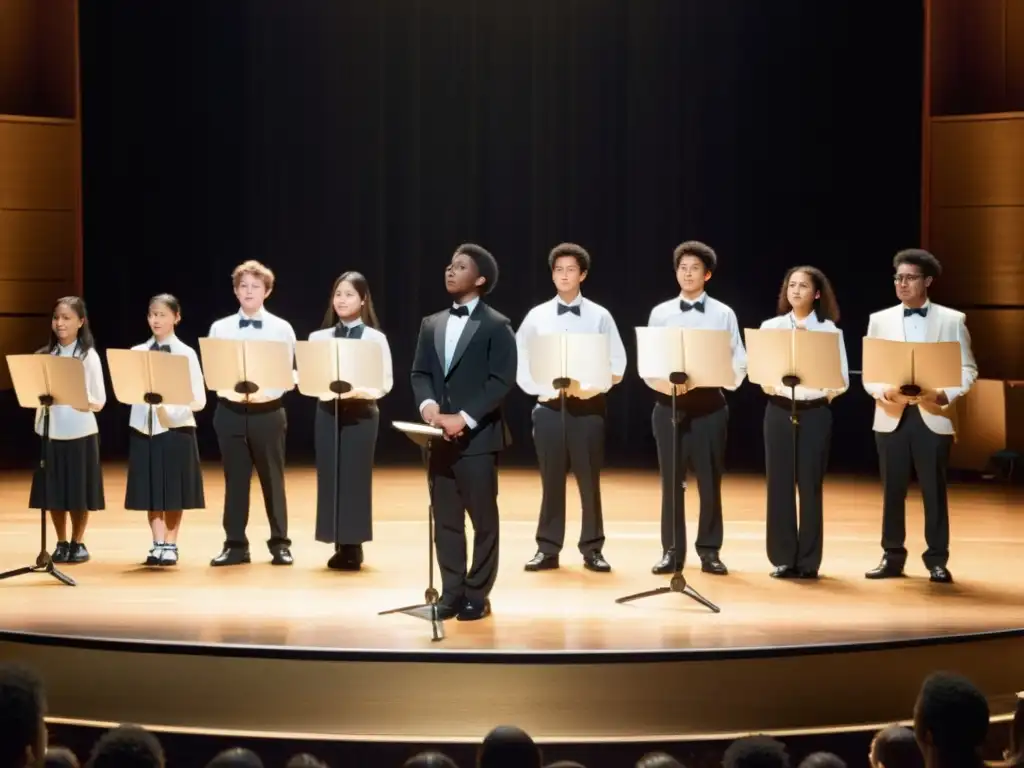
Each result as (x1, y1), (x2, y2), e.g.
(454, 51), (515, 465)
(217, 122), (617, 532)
(865, 556), (905, 579)
(583, 551), (611, 573)
(67, 542), (90, 564)
(770, 565), (797, 578)
(700, 554), (728, 575)
(271, 547), (294, 566)
(457, 598), (491, 622)
(327, 544), (362, 571)
(796, 568), (819, 580)
(433, 602), (459, 621)
(652, 551), (681, 574)
(210, 547), (251, 567)
(929, 566), (953, 584)
(52, 541), (70, 563)
(524, 552), (559, 571)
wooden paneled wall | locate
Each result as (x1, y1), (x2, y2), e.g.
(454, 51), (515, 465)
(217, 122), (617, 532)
(0, 0), (81, 389)
(925, 0), (1024, 467)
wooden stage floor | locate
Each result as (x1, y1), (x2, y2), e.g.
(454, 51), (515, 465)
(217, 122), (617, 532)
(1, 464), (1023, 653)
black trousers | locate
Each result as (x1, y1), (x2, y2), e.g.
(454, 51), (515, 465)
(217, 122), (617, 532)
(313, 400), (378, 545)
(532, 396), (606, 556)
(764, 397), (832, 572)
(429, 443), (500, 607)
(213, 399), (290, 551)
(874, 406), (952, 568)
(651, 390), (728, 563)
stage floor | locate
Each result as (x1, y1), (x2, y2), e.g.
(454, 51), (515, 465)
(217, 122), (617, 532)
(1, 464), (1023, 653)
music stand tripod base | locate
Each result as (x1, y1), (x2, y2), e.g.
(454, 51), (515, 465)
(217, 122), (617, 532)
(614, 371), (719, 613)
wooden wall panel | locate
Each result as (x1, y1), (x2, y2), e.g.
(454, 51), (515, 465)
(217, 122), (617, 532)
(1009, 0), (1024, 109)
(930, 116), (1024, 207)
(950, 379), (1024, 471)
(0, 122), (78, 210)
(929, 0), (1007, 116)
(0, 210), (78, 280)
(929, 206), (1024, 306)
(0, 317), (45, 390)
(0, 0), (77, 119)
(964, 309), (1024, 381)
(0, 280), (72, 315)
(0, 0), (35, 118)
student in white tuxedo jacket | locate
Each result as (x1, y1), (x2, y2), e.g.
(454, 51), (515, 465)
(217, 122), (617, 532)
(862, 250), (977, 584)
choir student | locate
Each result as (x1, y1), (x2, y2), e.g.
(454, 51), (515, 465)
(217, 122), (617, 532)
(308, 271), (393, 571)
(411, 244), (517, 621)
(759, 267), (848, 579)
(124, 294), (207, 566)
(515, 243), (627, 573)
(207, 260), (297, 567)
(30, 297), (106, 564)
(863, 249), (977, 584)
(644, 241), (747, 576)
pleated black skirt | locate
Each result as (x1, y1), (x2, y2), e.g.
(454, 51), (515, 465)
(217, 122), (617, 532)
(125, 428), (206, 511)
(314, 399), (378, 544)
(29, 434), (105, 512)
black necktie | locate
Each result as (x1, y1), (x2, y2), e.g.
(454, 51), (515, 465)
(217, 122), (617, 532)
(449, 305), (469, 318)
(557, 303), (581, 316)
(680, 300), (705, 313)
(239, 318), (263, 329)
(150, 343), (170, 353)
(334, 323), (364, 339)
(904, 307), (927, 318)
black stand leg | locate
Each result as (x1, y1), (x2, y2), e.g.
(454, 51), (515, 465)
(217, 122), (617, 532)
(781, 374), (802, 555)
(143, 393), (163, 566)
(615, 374), (719, 613)
(0, 400), (76, 586)
(378, 437), (444, 642)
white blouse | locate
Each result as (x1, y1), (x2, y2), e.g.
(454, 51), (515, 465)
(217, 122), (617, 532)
(34, 343), (106, 440)
(306, 322), (394, 401)
(128, 335), (208, 435)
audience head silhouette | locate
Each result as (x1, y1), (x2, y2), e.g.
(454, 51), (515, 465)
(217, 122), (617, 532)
(914, 672), (989, 767)
(85, 726), (164, 768)
(798, 753), (845, 768)
(205, 748), (264, 768)
(870, 725), (924, 768)
(285, 755), (328, 768)
(636, 753), (684, 768)
(723, 736), (791, 768)
(44, 748), (80, 768)
(0, 662), (48, 768)
(403, 752), (459, 768)
(478, 725), (542, 768)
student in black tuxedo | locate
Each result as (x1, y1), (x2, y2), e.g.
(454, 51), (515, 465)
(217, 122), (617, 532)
(411, 243), (517, 622)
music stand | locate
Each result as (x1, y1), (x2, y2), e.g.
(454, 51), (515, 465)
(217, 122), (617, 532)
(379, 420), (446, 642)
(106, 348), (195, 563)
(295, 337), (385, 567)
(0, 354), (91, 586)
(526, 332), (613, 491)
(615, 327), (736, 612)
(198, 338), (294, 441)
(744, 327), (845, 528)
(862, 338), (963, 399)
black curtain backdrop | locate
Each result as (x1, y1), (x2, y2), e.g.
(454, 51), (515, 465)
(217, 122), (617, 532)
(61, 0), (922, 471)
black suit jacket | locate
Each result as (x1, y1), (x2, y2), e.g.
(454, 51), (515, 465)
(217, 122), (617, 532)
(410, 301), (517, 456)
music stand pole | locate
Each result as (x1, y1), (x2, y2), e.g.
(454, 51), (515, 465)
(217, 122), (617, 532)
(0, 392), (76, 586)
(552, 376), (571, 480)
(781, 373), (802, 516)
(379, 428), (444, 642)
(329, 379), (352, 556)
(615, 371), (719, 612)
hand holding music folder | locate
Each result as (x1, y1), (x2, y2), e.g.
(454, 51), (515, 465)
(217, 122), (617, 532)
(862, 338), (962, 400)
(527, 332), (613, 397)
(294, 338), (385, 400)
(744, 328), (846, 393)
(106, 349), (194, 428)
(198, 338), (294, 397)
(636, 327), (735, 395)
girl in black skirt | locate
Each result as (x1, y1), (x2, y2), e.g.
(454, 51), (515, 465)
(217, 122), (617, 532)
(759, 267), (849, 580)
(308, 272), (393, 570)
(124, 294), (207, 566)
(31, 296), (106, 564)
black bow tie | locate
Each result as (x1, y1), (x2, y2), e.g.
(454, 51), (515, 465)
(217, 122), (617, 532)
(239, 318), (263, 329)
(680, 300), (705, 313)
(904, 307), (928, 318)
(449, 305), (470, 318)
(150, 343), (171, 353)
(557, 303), (581, 316)
(334, 323), (363, 339)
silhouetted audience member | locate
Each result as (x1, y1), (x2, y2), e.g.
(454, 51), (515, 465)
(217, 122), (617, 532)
(1002, 695), (1023, 765)
(913, 672), (989, 768)
(798, 753), (845, 768)
(546, 762), (588, 768)
(723, 736), (791, 768)
(403, 753), (459, 768)
(85, 726), (163, 768)
(637, 753), (684, 768)
(284, 755), (328, 768)
(871, 725), (924, 768)
(0, 662), (48, 768)
(205, 748), (264, 768)
(478, 725), (542, 768)
(44, 748), (79, 768)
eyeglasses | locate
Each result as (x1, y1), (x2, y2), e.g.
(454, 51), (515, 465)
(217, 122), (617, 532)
(893, 274), (923, 285)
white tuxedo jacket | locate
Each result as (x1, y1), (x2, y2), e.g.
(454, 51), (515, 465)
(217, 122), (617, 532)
(862, 302), (977, 435)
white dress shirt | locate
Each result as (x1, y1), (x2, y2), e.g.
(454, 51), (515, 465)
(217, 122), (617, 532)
(645, 292), (748, 393)
(35, 343), (106, 440)
(128, 335), (207, 435)
(901, 300), (930, 343)
(207, 307), (297, 403)
(515, 293), (628, 401)
(758, 312), (849, 401)
(307, 321), (394, 401)
(418, 296), (480, 429)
